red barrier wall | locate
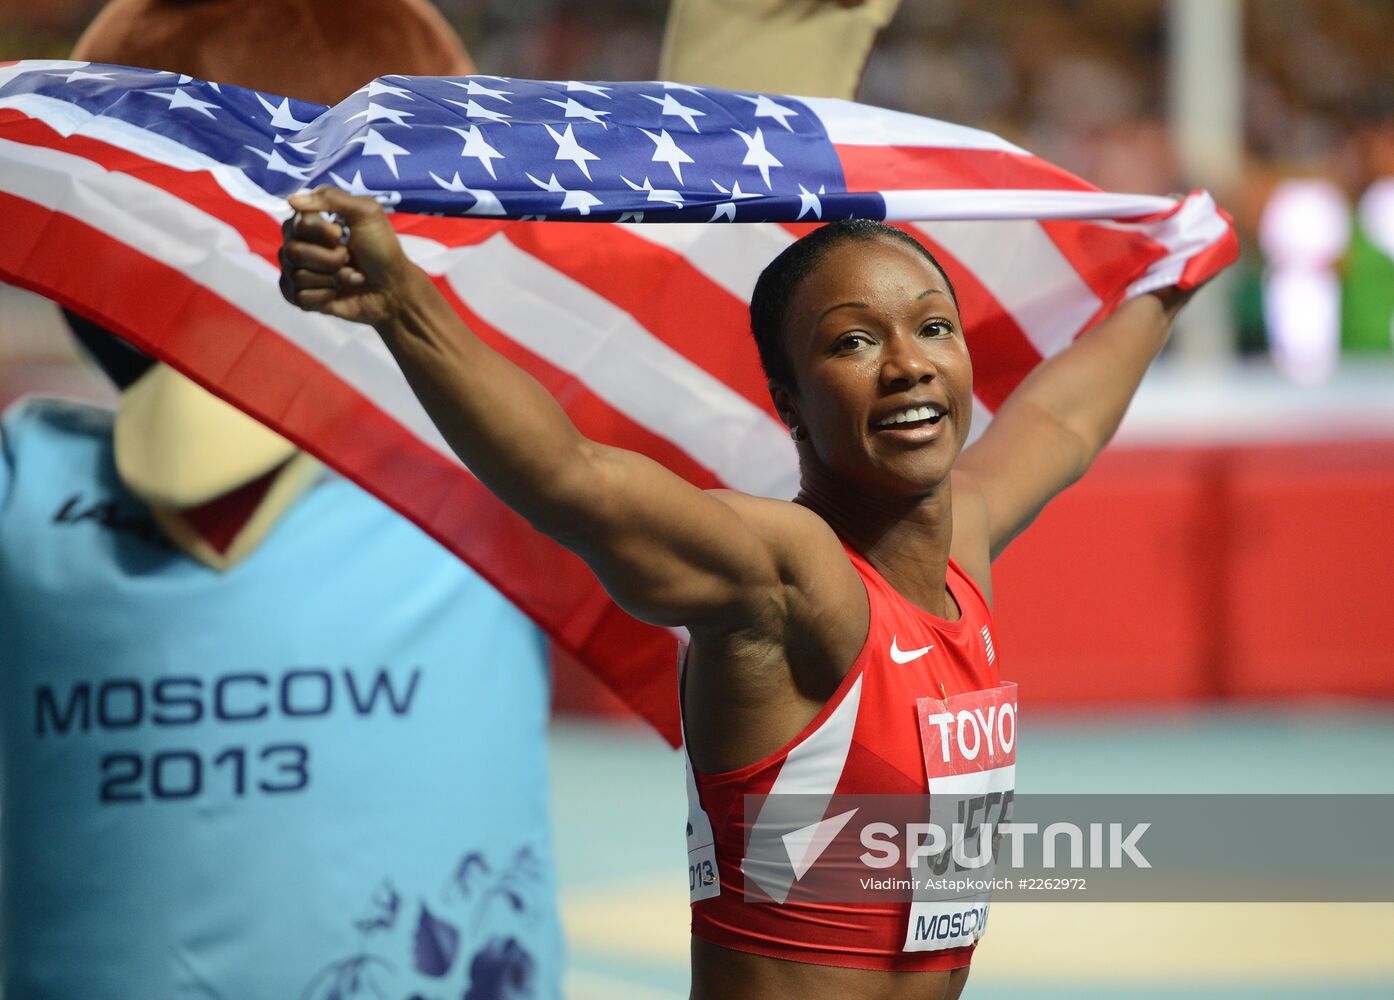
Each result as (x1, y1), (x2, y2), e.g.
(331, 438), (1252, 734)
(990, 448), (1218, 706)
(1224, 442), (1394, 699)
(553, 438), (1394, 721)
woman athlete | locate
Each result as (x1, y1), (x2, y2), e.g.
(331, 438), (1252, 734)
(279, 187), (1198, 1000)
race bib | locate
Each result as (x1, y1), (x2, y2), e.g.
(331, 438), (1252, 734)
(683, 732), (721, 903)
(678, 647), (722, 905)
(903, 683), (1017, 952)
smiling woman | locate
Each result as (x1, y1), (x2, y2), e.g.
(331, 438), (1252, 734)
(278, 187), (1202, 999)
(755, 223), (970, 508)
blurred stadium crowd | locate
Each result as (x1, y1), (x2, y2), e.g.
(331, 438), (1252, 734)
(3, 0), (1392, 380)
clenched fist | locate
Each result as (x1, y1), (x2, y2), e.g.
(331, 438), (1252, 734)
(278, 186), (412, 327)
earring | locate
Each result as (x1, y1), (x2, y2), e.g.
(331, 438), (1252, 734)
(790, 425), (804, 441)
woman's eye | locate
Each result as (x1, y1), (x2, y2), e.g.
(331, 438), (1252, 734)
(921, 321), (952, 337)
(836, 333), (868, 351)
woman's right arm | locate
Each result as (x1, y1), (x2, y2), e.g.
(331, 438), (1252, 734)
(279, 187), (816, 633)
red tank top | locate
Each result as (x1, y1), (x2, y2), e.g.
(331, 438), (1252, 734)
(683, 543), (1016, 972)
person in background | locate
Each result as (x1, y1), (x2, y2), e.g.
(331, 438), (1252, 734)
(659, 0), (897, 98)
(0, 3), (561, 999)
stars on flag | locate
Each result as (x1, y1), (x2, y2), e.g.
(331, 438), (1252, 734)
(274, 133), (318, 155)
(622, 175), (683, 209)
(447, 79), (513, 103)
(429, 172), (505, 215)
(541, 97), (609, 128)
(47, 67), (118, 84)
(347, 103), (415, 127)
(244, 144), (310, 179)
(640, 128), (694, 184)
(14, 63), (850, 222)
(255, 94), (313, 131)
(736, 94), (799, 131)
(544, 123), (600, 180)
(564, 81), (612, 99)
(144, 88), (220, 120)
(715, 179), (758, 199)
(527, 172), (603, 215)
(446, 124), (505, 179)
(446, 99), (512, 125)
(641, 92), (705, 132)
(349, 128), (411, 178)
(710, 179), (759, 222)
(358, 79), (415, 101)
(330, 169), (394, 199)
(734, 127), (783, 188)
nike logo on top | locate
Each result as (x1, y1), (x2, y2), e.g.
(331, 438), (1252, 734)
(889, 636), (933, 663)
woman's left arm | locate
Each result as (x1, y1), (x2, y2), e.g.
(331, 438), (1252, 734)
(953, 287), (1193, 562)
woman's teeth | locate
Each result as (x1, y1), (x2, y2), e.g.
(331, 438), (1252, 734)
(882, 406), (942, 426)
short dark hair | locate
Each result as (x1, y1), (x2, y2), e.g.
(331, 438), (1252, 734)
(749, 219), (959, 389)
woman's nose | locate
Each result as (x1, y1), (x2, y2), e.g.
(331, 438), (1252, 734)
(879, 333), (935, 387)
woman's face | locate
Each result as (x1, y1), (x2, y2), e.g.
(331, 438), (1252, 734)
(776, 236), (973, 496)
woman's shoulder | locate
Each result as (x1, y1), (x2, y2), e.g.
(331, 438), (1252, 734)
(704, 489), (862, 596)
(704, 489), (835, 539)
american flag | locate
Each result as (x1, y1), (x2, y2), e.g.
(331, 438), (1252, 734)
(0, 60), (1237, 745)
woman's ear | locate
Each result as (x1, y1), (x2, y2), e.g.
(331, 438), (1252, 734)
(769, 380), (800, 433)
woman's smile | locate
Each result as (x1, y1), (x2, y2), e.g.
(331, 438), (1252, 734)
(871, 402), (950, 443)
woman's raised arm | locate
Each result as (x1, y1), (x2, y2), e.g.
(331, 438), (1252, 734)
(953, 287), (1193, 562)
(278, 187), (816, 632)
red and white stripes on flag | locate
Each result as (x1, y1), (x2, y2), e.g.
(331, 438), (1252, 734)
(0, 61), (1237, 745)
